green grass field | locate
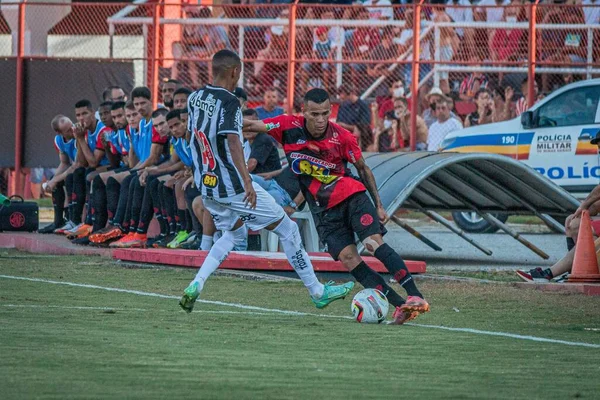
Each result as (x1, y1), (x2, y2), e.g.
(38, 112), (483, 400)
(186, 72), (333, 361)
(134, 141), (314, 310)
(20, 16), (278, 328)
(1, 250), (599, 399)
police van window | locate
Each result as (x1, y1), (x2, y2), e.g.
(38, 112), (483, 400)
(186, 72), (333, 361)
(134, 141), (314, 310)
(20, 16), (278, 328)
(536, 85), (600, 128)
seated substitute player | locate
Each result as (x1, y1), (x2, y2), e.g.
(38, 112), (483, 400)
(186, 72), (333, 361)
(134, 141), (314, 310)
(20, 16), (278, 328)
(243, 88), (430, 324)
(179, 50), (354, 312)
(39, 115), (80, 233)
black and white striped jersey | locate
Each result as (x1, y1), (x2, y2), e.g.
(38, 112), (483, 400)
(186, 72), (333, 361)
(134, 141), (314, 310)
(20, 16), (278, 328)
(188, 84), (244, 199)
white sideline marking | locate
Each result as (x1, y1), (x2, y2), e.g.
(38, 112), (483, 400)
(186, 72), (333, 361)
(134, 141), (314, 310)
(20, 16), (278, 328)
(2, 274), (599, 349)
(0, 275), (350, 320)
(2, 304), (148, 312)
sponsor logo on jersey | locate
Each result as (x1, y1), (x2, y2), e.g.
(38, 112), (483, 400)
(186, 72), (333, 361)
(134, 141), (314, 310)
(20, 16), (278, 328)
(266, 122), (280, 131)
(194, 128), (216, 171)
(289, 152), (338, 184)
(193, 93), (217, 117)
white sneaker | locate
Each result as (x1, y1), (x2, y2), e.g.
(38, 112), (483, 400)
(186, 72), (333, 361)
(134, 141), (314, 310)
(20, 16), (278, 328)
(54, 220), (76, 234)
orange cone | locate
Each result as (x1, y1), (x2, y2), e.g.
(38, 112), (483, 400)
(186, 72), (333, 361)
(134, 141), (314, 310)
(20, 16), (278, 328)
(568, 210), (600, 283)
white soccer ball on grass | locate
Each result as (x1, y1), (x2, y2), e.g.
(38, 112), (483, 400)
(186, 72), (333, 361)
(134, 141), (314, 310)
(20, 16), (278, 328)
(351, 288), (389, 324)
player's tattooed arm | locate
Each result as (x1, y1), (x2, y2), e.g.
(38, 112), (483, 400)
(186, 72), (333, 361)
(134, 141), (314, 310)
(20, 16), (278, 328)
(353, 157), (382, 208)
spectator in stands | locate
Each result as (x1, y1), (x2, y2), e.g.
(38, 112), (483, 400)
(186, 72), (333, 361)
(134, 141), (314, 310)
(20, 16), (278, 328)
(336, 84), (373, 150)
(446, 0), (475, 58)
(490, 85), (515, 122)
(301, 26), (333, 93)
(172, 7), (231, 88)
(465, 89), (494, 127)
(371, 111), (401, 153)
(428, 97), (463, 151)
(367, 27), (400, 83)
(102, 86), (126, 102)
(364, 0), (394, 20)
(256, 88), (284, 119)
(393, 97), (429, 151)
(422, 87), (458, 128)
(432, 4), (459, 94)
(515, 77), (538, 116)
(255, 9), (289, 91)
(234, 87), (249, 111)
(398, 8), (432, 88)
(476, 0), (510, 23)
(348, 6), (381, 89)
(373, 79), (405, 131)
(320, 10), (345, 52)
(490, 6), (524, 63)
(458, 58), (489, 102)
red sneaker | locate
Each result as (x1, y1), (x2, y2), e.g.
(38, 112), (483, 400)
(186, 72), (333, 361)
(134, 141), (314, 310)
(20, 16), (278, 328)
(118, 232), (147, 248)
(109, 232), (136, 248)
(89, 226), (124, 244)
(391, 296), (430, 325)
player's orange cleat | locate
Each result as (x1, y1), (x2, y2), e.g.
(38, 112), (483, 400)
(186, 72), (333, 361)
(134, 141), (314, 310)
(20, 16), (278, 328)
(391, 296), (430, 325)
(109, 232), (136, 248)
(66, 224), (92, 239)
(89, 226), (124, 244)
(115, 232), (147, 248)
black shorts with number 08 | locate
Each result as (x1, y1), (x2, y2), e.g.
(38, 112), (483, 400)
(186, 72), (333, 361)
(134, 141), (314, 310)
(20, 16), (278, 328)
(314, 192), (386, 260)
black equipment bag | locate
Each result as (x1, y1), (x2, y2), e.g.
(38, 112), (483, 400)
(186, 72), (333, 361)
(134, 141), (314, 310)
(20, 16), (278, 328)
(0, 195), (39, 232)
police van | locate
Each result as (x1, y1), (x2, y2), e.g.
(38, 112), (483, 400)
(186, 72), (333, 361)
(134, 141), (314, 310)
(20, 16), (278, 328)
(440, 78), (600, 232)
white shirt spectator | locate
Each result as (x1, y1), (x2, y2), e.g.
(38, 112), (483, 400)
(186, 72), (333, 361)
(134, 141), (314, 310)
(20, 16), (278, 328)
(428, 118), (463, 151)
(446, 0), (473, 37)
(397, 28), (432, 60)
(476, 0), (510, 23)
(363, 0), (394, 20)
(583, 0), (600, 25)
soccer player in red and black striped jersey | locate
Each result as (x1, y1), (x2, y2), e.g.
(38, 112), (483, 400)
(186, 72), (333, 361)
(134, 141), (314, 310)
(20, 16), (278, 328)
(243, 88), (430, 324)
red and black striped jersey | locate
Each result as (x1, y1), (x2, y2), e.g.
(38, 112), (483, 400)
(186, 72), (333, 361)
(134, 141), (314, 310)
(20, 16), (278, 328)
(263, 115), (366, 213)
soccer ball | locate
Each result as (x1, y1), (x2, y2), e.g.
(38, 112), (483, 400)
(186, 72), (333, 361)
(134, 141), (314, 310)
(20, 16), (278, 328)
(351, 289), (389, 324)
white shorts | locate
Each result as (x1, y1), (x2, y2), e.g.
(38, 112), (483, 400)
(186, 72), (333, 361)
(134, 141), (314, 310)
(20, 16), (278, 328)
(203, 181), (286, 231)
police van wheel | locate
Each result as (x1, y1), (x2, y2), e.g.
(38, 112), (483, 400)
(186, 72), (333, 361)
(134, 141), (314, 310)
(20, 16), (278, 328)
(451, 212), (509, 234)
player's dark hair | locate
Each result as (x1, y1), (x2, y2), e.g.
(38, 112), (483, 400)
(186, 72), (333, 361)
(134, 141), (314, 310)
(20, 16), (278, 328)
(151, 108), (169, 119)
(174, 87), (193, 98)
(111, 101), (126, 111)
(99, 101), (113, 109)
(164, 79), (182, 86)
(131, 86), (151, 101)
(75, 99), (93, 110)
(166, 109), (182, 121)
(303, 88), (330, 105)
(125, 100), (136, 111)
(243, 108), (258, 118)
(212, 49), (241, 78)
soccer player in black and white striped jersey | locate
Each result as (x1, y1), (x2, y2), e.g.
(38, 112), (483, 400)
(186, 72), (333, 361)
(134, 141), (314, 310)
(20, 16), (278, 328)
(179, 50), (354, 313)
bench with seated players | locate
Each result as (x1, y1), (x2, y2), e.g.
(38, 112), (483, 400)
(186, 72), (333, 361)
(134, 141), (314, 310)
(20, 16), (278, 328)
(39, 83), (307, 252)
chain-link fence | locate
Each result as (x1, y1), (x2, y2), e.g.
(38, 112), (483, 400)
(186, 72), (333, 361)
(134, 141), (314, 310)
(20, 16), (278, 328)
(2, 1), (600, 193)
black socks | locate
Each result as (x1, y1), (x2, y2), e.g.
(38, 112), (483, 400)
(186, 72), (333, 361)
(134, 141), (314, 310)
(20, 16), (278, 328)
(351, 261), (405, 307)
(374, 243), (423, 298)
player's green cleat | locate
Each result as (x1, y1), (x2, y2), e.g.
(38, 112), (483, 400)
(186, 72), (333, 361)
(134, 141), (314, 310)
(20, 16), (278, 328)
(312, 281), (355, 309)
(167, 231), (191, 249)
(179, 282), (200, 313)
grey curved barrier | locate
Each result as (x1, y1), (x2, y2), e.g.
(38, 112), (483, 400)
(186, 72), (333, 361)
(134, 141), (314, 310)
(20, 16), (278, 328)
(350, 152), (579, 259)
